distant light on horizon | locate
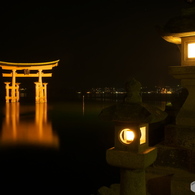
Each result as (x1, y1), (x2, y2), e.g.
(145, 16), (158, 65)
(188, 43), (195, 58)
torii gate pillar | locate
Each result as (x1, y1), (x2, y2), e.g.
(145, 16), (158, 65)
(34, 82), (48, 103)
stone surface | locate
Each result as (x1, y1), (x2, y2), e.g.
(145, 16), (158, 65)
(106, 147), (157, 169)
(124, 78), (142, 103)
(98, 184), (120, 195)
(120, 168), (146, 195)
(163, 6), (195, 34)
(169, 66), (195, 79)
(146, 166), (195, 195)
(99, 103), (167, 124)
(154, 143), (195, 174)
(164, 125), (195, 149)
(149, 124), (195, 181)
(154, 145), (189, 171)
(99, 78), (167, 124)
(159, 6), (195, 44)
(168, 66), (195, 126)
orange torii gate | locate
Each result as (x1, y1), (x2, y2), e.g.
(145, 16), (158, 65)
(0, 60), (59, 103)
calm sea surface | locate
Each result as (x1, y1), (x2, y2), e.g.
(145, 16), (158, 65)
(0, 96), (167, 194)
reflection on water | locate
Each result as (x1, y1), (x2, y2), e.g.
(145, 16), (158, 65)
(0, 97), (170, 194)
(1, 102), (59, 148)
(83, 95), (85, 116)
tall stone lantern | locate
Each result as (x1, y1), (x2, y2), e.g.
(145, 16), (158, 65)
(161, 7), (195, 126)
(146, 6), (195, 194)
(99, 78), (167, 195)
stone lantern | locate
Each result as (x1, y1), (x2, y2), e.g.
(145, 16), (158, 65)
(99, 78), (167, 195)
(161, 6), (195, 126)
(145, 6), (195, 194)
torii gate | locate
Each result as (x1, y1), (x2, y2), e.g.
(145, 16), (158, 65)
(0, 60), (59, 103)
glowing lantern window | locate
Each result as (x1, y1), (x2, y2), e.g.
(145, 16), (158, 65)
(188, 43), (195, 58)
(140, 126), (146, 144)
(119, 128), (135, 144)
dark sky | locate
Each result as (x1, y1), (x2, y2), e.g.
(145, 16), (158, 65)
(0, 1), (193, 91)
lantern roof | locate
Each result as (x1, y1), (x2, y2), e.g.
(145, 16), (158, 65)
(159, 6), (195, 44)
(0, 60), (59, 66)
(99, 102), (167, 124)
(99, 78), (167, 124)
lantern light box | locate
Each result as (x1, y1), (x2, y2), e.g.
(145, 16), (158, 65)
(182, 36), (195, 65)
(115, 123), (148, 153)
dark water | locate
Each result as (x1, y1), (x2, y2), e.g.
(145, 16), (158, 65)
(0, 98), (120, 194)
(0, 96), (167, 194)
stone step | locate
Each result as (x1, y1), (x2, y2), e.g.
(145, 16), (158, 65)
(164, 125), (195, 150)
(146, 166), (195, 195)
(154, 144), (195, 173)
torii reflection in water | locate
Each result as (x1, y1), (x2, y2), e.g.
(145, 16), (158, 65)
(0, 102), (59, 148)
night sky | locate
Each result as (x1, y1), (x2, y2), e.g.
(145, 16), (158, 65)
(0, 1), (193, 93)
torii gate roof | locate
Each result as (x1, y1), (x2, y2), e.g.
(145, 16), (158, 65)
(0, 60), (59, 70)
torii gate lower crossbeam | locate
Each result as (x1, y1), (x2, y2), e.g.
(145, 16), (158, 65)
(0, 60), (59, 103)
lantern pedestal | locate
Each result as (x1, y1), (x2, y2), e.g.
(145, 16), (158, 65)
(120, 169), (145, 195)
(169, 66), (195, 126)
(106, 147), (157, 195)
(106, 148), (157, 169)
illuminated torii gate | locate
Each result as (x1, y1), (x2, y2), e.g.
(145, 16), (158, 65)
(0, 60), (59, 103)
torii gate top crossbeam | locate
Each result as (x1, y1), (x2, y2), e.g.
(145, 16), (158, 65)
(0, 60), (59, 70)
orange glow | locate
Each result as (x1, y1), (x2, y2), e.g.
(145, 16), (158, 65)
(140, 126), (146, 144)
(120, 128), (135, 144)
(188, 43), (195, 58)
(1, 103), (59, 148)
